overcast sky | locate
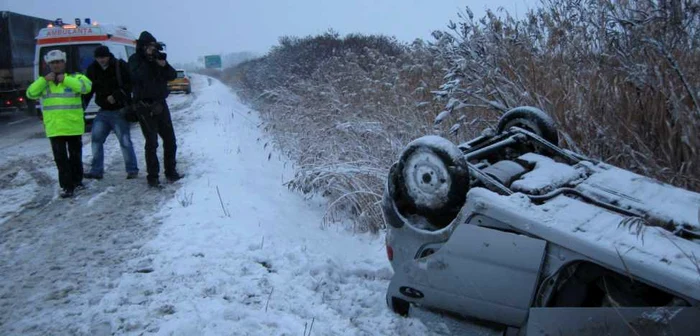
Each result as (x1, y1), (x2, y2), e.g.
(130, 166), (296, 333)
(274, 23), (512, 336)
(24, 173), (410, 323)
(3, 0), (539, 64)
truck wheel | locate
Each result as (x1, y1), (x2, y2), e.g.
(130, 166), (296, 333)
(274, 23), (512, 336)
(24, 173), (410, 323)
(496, 106), (559, 145)
(393, 136), (469, 228)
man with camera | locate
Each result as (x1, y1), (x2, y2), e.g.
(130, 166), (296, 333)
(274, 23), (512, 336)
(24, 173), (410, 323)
(83, 46), (139, 181)
(128, 31), (183, 188)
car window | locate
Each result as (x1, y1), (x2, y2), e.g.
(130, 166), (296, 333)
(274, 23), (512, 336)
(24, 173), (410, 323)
(108, 45), (127, 62)
(126, 46), (136, 58)
(177, 71), (185, 78)
(76, 44), (100, 73)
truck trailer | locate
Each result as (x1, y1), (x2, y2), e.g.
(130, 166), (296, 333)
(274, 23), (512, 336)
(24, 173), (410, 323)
(0, 11), (51, 115)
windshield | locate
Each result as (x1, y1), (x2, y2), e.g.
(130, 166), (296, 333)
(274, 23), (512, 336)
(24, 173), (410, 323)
(176, 71), (185, 78)
(38, 44), (101, 75)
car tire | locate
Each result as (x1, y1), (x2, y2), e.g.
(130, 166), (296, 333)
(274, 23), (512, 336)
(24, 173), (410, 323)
(388, 296), (410, 316)
(393, 135), (469, 228)
(496, 106), (559, 145)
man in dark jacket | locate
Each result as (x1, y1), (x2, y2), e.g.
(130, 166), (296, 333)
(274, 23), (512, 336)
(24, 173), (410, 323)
(129, 31), (183, 187)
(83, 46), (139, 180)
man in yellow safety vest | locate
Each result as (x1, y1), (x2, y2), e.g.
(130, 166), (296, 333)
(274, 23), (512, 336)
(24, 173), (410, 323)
(26, 49), (93, 198)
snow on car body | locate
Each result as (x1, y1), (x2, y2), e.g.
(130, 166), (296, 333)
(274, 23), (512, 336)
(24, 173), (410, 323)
(383, 107), (700, 335)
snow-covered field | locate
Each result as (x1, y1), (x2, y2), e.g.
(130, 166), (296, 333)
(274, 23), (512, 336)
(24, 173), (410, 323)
(0, 76), (490, 335)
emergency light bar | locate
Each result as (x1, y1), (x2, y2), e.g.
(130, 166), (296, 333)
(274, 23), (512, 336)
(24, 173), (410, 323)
(48, 18), (98, 28)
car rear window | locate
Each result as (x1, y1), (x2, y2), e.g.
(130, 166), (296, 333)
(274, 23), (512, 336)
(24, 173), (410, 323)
(176, 71), (185, 78)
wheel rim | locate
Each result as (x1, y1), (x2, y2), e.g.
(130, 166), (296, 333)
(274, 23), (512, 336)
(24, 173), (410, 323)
(402, 148), (452, 210)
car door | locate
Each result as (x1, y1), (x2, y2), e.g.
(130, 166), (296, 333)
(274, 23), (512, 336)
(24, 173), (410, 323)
(388, 223), (546, 327)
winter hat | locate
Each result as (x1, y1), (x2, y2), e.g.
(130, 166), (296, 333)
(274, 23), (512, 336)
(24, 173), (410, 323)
(44, 49), (66, 63)
(94, 45), (111, 58)
(137, 31), (157, 47)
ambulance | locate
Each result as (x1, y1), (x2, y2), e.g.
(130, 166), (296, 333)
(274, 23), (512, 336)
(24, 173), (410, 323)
(33, 18), (138, 125)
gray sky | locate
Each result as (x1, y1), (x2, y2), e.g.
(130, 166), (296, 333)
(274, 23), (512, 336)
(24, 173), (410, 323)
(3, 0), (539, 64)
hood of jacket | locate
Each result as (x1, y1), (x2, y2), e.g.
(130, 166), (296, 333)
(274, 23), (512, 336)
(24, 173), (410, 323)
(136, 31), (158, 54)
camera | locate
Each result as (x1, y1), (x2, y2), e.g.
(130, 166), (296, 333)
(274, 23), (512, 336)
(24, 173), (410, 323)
(148, 42), (167, 61)
(154, 50), (167, 61)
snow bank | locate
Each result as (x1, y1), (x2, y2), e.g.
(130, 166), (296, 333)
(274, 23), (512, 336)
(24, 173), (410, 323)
(84, 76), (441, 335)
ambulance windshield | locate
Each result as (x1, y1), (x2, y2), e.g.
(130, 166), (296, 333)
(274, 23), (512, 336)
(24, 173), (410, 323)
(38, 44), (100, 74)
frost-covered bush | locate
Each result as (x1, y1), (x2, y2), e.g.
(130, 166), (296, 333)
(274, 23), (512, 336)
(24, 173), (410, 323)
(222, 32), (450, 233)
(224, 0), (700, 234)
(434, 0), (700, 190)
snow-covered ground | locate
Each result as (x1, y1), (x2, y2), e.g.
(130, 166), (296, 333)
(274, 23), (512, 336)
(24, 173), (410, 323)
(0, 76), (492, 335)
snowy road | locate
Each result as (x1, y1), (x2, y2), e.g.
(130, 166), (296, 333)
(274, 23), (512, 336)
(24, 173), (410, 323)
(0, 76), (496, 335)
(0, 92), (192, 334)
(0, 108), (58, 165)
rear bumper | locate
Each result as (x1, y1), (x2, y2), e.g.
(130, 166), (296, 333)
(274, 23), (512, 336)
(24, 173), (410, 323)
(1, 102), (28, 112)
(0, 106), (21, 113)
(168, 84), (191, 91)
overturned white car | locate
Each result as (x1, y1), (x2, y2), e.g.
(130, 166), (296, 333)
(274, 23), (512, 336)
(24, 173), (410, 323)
(383, 107), (700, 335)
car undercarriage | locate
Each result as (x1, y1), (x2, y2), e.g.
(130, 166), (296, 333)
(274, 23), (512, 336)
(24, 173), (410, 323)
(383, 106), (700, 335)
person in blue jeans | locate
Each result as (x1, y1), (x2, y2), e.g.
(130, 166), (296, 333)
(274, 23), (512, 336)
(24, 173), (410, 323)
(83, 46), (139, 179)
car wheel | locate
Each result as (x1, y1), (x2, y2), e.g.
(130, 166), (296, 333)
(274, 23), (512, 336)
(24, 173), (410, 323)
(393, 135), (469, 228)
(496, 106), (559, 145)
(388, 296), (410, 316)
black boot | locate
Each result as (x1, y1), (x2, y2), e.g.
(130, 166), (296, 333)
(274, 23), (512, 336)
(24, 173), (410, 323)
(148, 177), (162, 188)
(166, 172), (185, 183)
(84, 172), (103, 180)
(60, 188), (74, 198)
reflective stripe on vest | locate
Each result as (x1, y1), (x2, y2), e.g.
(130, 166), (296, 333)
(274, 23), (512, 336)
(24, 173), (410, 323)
(45, 92), (80, 98)
(79, 78), (88, 93)
(43, 104), (83, 111)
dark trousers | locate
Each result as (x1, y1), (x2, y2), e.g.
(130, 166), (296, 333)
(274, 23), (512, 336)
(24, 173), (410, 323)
(137, 101), (177, 181)
(49, 135), (83, 191)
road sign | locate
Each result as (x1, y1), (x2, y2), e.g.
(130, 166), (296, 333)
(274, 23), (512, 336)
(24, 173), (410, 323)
(204, 55), (222, 69)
